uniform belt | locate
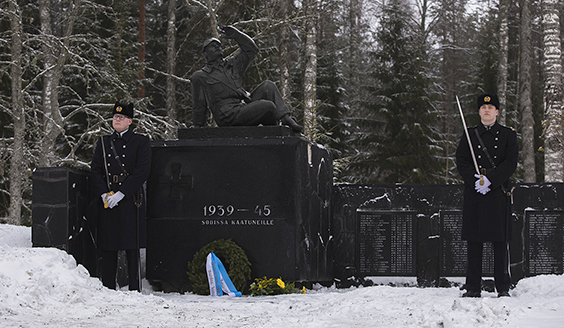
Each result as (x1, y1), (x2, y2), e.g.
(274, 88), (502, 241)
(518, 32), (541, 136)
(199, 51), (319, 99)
(112, 173), (129, 184)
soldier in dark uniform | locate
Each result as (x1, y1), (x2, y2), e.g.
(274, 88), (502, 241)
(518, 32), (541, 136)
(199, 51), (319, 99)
(191, 25), (302, 132)
(90, 102), (151, 291)
(456, 94), (518, 298)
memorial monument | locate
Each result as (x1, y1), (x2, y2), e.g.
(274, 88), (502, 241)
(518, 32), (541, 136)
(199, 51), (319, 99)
(142, 25), (333, 291)
(29, 27), (564, 294)
(146, 126), (333, 291)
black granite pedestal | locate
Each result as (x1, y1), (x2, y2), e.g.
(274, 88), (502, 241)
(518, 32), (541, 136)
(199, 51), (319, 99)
(146, 126), (333, 291)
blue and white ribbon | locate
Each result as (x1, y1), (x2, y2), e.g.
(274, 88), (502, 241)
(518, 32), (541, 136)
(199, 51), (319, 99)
(206, 252), (242, 297)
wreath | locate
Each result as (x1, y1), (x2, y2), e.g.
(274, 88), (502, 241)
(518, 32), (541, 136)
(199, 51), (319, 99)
(187, 239), (251, 295)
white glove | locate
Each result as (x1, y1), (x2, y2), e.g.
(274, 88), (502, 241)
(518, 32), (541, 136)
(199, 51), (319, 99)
(476, 185), (490, 195)
(101, 193), (107, 203)
(107, 191), (125, 209)
(474, 174), (491, 195)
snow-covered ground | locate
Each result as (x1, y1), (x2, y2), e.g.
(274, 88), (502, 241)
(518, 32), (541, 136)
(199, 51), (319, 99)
(1, 223), (563, 328)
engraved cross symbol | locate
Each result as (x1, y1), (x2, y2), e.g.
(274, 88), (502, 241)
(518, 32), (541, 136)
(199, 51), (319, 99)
(160, 162), (192, 200)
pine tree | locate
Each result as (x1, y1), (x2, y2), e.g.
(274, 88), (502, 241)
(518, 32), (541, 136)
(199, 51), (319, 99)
(344, 0), (439, 184)
(316, 0), (352, 176)
(433, 0), (482, 184)
(472, 7), (500, 97)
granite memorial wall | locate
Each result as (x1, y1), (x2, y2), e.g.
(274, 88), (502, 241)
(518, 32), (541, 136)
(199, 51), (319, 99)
(31, 167), (97, 276)
(332, 183), (564, 287)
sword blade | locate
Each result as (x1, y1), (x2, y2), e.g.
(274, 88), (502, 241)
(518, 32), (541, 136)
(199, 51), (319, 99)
(456, 96), (480, 175)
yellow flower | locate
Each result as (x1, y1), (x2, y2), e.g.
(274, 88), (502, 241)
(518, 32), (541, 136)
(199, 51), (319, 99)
(277, 278), (285, 289)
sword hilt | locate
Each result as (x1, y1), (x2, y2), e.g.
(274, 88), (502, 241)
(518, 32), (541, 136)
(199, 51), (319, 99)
(479, 168), (487, 186)
(104, 191), (115, 209)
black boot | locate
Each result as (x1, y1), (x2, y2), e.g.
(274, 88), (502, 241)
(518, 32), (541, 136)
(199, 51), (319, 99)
(462, 291), (481, 298)
(498, 291), (510, 297)
(281, 114), (303, 133)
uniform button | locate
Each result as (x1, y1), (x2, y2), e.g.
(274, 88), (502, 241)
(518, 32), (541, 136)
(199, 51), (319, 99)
(495, 137), (499, 141)
(494, 145), (498, 148)
(478, 145), (481, 148)
(107, 163), (110, 166)
(494, 156), (498, 159)
(123, 145), (126, 148)
(122, 164), (125, 166)
(108, 154), (111, 157)
(478, 155), (481, 159)
(122, 154), (126, 157)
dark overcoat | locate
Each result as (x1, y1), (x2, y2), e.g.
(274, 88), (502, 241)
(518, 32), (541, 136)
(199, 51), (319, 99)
(90, 129), (151, 250)
(455, 122), (518, 242)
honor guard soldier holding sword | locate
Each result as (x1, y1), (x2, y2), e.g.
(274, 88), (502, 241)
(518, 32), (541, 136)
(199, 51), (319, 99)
(455, 94), (518, 298)
(90, 102), (151, 291)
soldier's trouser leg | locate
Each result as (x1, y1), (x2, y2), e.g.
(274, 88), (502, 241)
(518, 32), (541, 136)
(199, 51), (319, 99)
(249, 81), (302, 131)
(101, 250), (118, 290)
(232, 100), (278, 126)
(250, 80), (290, 118)
(126, 249), (141, 291)
(465, 241), (483, 292)
(493, 241), (511, 293)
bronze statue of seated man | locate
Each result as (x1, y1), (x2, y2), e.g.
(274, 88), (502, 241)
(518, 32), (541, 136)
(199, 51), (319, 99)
(191, 26), (303, 132)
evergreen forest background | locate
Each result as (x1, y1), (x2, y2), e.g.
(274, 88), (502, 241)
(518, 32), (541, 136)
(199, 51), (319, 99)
(1, 0), (563, 225)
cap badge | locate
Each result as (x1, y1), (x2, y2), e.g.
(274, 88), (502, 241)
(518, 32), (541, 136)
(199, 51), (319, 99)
(116, 106), (122, 112)
(484, 96), (491, 102)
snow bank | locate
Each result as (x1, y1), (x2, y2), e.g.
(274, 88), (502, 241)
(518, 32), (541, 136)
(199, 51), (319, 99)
(1, 223), (563, 328)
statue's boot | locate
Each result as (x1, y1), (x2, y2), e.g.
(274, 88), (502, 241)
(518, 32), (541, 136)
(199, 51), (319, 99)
(281, 114), (303, 133)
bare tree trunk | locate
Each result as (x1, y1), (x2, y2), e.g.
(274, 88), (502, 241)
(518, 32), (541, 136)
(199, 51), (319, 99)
(541, 0), (564, 182)
(278, 0), (291, 101)
(303, 0), (318, 140)
(138, 0), (146, 99)
(497, 0), (509, 125)
(8, 0), (25, 225)
(519, 0), (536, 183)
(38, 0), (80, 167)
(206, 0), (219, 38)
(165, 0), (177, 139)
(39, 0), (58, 167)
